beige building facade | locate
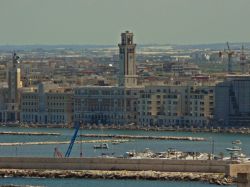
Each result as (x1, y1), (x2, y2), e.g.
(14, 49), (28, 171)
(74, 86), (143, 125)
(137, 85), (214, 127)
(20, 83), (73, 124)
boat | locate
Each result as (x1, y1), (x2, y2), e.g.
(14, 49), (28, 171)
(112, 141), (120, 145)
(93, 143), (109, 149)
(226, 146), (242, 151)
(123, 150), (136, 158)
(232, 140), (242, 145)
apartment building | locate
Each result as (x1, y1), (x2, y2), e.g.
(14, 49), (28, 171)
(74, 86), (142, 126)
(137, 85), (214, 127)
(20, 83), (73, 124)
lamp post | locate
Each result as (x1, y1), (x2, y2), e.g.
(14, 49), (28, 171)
(80, 121), (83, 157)
(210, 137), (215, 160)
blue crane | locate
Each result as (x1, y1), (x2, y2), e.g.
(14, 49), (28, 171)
(65, 122), (80, 157)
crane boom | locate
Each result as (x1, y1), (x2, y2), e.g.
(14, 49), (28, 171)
(227, 42), (231, 51)
(65, 122), (80, 157)
(219, 42), (247, 74)
(226, 42), (233, 74)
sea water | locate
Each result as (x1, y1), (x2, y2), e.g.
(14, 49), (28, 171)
(0, 126), (246, 186)
(0, 177), (236, 187)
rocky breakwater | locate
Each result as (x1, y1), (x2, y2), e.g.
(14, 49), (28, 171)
(0, 139), (129, 146)
(81, 134), (206, 141)
(0, 131), (60, 136)
(0, 169), (235, 185)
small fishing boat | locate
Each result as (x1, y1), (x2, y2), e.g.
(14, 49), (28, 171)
(226, 146), (241, 152)
(232, 140), (242, 145)
(112, 140), (120, 145)
(93, 143), (109, 149)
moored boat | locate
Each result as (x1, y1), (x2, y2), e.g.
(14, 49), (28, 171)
(232, 140), (242, 145)
(226, 146), (241, 151)
(93, 143), (109, 149)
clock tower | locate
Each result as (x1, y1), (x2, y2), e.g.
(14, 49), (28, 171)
(118, 31), (138, 87)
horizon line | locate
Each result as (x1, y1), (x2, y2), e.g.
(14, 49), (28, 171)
(0, 42), (250, 47)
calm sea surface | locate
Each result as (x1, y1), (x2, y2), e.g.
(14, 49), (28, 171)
(0, 177), (236, 187)
(0, 126), (246, 186)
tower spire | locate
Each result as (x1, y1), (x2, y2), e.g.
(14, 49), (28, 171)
(118, 31), (138, 87)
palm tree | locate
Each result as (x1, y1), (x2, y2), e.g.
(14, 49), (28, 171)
(219, 152), (224, 160)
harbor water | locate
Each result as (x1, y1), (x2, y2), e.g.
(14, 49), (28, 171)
(0, 177), (236, 187)
(0, 126), (247, 186)
(0, 126), (249, 158)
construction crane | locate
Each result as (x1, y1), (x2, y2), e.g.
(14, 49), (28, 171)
(65, 122), (81, 157)
(219, 42), (234, 74)
(240, 44), (247, 74)
(54, 147), (63, 158)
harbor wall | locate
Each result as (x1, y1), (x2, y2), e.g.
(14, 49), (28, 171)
(0, 157), (230, 173)
(226, 163), (250, 177)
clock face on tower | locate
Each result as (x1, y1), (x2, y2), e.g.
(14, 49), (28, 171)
(127, 48), (133, 53)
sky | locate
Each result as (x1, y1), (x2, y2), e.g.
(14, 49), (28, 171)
(0, 0), (250, 45)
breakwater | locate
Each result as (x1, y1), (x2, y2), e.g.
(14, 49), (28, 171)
(0, 157), (230, 173)
(0, 131), (60, 136)
(83, 125), (250, 135)
(0, 139), (129, 146)
(0, 169), (235, 185)
(81, 134), (206, 141)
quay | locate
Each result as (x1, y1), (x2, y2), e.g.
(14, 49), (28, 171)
(0, 157), (245, 176)
(1, 157), (250, 185)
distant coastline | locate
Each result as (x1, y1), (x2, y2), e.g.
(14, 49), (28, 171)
(0, 122), (250, 135)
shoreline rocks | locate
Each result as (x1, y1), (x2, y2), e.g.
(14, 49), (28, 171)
(0, 169), (235, 185)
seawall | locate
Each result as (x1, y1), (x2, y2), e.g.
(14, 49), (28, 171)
(0, 157), (230, 173)
(0, 169), (235, 185)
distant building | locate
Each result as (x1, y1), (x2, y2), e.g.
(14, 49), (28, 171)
(73, 31), (215, 127)
(163, 62), (201, 76)
(74, 86), (125, 125)
(215, 75), (250, 126)
(74, 86), (142, 126)
(0, 65), (6, 82)
(73, 31), (141, 126)
(137, 85), (214, 127)
(0, 32), (218, 128)
(20, 82), (73, 124)
(0, 53), (22, 122)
